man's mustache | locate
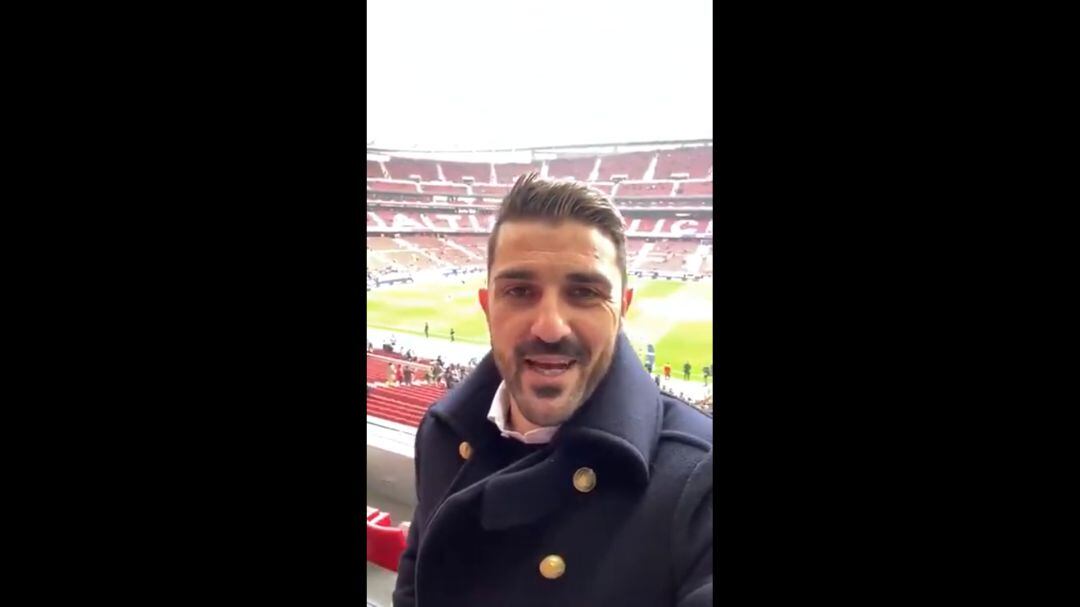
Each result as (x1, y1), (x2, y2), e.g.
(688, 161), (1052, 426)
(514, 338), (588, 360)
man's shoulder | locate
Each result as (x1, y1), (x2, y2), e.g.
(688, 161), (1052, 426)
(657, 391), (712, 452)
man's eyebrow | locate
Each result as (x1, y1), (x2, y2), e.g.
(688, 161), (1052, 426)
(492, 268), (537, 282)
(566, 272), (613, 291)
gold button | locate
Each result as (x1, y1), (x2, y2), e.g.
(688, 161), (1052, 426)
(539, 554), (566, 579)
(458, 441), (472, 460)
(573, 467), (596, 493)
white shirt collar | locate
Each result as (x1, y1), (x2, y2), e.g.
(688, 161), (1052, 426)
(487, 381), (560, 444)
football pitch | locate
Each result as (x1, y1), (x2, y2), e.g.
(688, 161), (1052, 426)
(367, 276), (713, 382)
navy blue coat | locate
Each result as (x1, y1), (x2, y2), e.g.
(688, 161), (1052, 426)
(392, 333), (713, 607)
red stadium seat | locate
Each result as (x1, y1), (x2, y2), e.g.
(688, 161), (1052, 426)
(366, 511), (409, 572)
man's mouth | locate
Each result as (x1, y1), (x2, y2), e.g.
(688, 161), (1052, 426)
(523, 356), (578, 377)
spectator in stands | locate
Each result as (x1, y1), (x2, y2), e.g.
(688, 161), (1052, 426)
(395, 364), (404, 385)
(386, 362), (397, 386)
(403, 365), (413, 386)
(394, 173), (711, 607)
(683, 361), (692, 381)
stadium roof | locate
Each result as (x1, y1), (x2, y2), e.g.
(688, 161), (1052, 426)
(366, 0), (712, 151)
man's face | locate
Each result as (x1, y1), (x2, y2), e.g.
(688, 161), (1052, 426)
(480, 219), (632, 429)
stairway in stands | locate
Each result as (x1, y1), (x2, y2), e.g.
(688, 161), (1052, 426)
(445, 238), (484, 261)
(631, 242), (655, 270)
(392, 238), (446, 268)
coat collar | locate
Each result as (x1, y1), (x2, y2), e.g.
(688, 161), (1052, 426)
(428, 332), (663, 485)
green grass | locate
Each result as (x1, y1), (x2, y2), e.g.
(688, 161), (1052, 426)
(367, 276), (713, 381)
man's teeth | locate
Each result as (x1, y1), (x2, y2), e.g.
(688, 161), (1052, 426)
(526, 360), (574, 376)
(533, 365), (567, 376)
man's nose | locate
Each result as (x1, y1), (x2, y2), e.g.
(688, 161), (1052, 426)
(529, 293), (572, 344)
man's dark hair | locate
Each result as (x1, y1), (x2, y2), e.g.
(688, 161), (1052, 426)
(487, 172), (627, 288)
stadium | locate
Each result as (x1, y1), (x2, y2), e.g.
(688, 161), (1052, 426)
(364, 141), (714, 601)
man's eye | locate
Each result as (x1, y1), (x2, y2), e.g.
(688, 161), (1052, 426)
(569, 288), (599, 299)
(505, 286), (532, 298)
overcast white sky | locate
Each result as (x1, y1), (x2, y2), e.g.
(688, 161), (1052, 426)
(367, 0), (712, 150)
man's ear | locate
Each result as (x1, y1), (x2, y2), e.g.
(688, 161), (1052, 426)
(479, 288), (490, 316)
(622, 288), (634, 316)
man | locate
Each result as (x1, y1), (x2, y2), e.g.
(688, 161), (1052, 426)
(450, 327), (455, 342)
(663, 361), (672, 380)
(424, 322), (429, 339)
(683, 361), (691, 381)
(403, 365), (413, 386)
(393, 174), (712, 607)
(702, 363), (711, 386)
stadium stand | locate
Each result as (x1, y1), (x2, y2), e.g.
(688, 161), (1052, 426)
(407, 235), (480, 266)
(385, 157), (440, 181)
(367, 236), (401, 251)
(677, 180), (712, 196)
(367, 383), (446, 427)
(366, 143), (712, 279)
(653, 147), (712, 179)
(386, 155), (440, 179)
(636, 239), (701, 272)
(616, 181), (677, 197)
(367, 210), (497, 231)
(419, 182), (470, 196)
(440, 161), (492, 183)
(471, 183), (511, 197)
(493, 162), (542, 183)
(546, 156), (595, 181)
(368, 180), (421, 194)
(626, 216), (661, 233)
(597, 151), (654, 181)
(448, 234), (489, 258)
